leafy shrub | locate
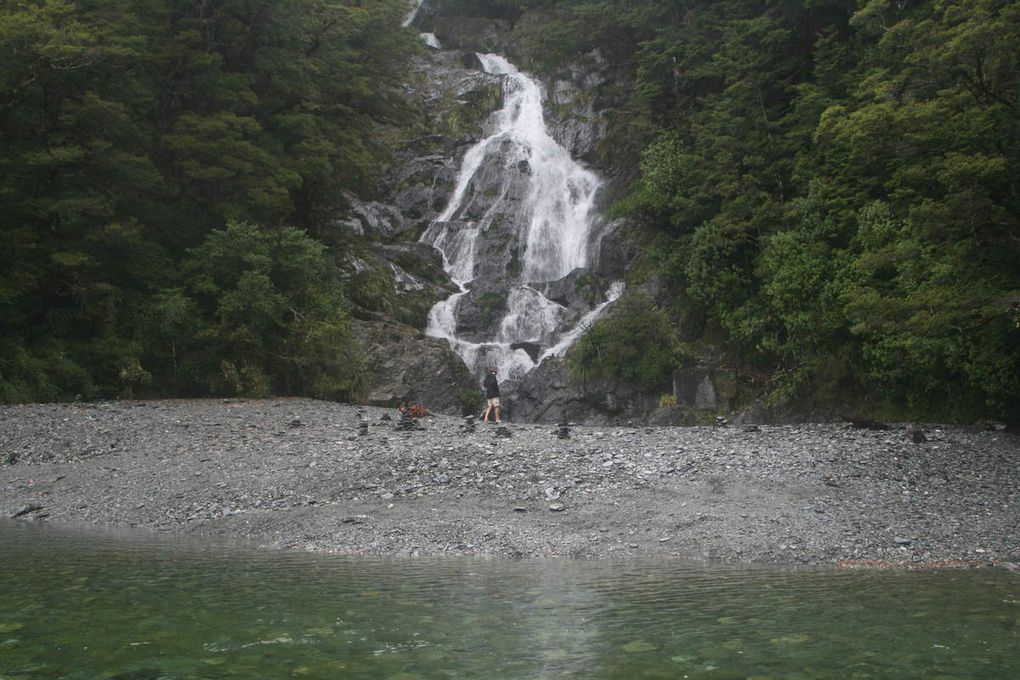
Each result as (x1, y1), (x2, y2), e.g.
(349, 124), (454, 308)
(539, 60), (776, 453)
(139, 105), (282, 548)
(459, 388), (484, 416)
(569, 290), (681, 390)
(348, 268), (397, 315)
(169, 220), (366, 400)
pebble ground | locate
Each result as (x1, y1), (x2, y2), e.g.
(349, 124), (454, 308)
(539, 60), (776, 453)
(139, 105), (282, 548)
(2, 398), (1017, 568)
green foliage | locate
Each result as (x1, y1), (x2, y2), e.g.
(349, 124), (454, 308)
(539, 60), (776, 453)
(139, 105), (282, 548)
(170, 220), (365, 400)
(459, 388), (484, 417)
(394, 291), (438, 330)
(443, 0), (1017, 421)
(542, 0), (1020, 422)
(837, 202), (1019, 419)
(438, 82), (503, 138)
(569, 291), (682, 390)
(0, 0), (414, 403)
(573, 273), (606, 307)
(348, 268), (397, 316)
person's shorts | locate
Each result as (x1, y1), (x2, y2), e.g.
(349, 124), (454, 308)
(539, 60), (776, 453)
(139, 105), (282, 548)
(487, 397), (501, 407)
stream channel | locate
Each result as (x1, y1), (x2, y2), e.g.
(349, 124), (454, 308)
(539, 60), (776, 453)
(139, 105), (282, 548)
(1, 522), (1018, 679)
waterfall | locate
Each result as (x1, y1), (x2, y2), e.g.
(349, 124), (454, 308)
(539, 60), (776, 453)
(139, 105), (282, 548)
(422, 54), (622, 385)
(402, 0), (425, 28)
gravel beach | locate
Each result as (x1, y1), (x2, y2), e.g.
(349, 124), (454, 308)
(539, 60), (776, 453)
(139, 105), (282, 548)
(2, 398), (1018, 568)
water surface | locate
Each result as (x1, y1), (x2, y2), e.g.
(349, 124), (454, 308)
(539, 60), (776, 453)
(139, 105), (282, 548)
(1, 521), (1017, 679)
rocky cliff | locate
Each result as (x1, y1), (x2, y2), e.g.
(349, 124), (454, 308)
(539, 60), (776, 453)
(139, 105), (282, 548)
(341, 1), (737, 424)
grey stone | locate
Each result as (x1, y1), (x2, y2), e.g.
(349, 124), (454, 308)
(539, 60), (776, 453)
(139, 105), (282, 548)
(673, 368), (737, 411)
(10, 503), (43, 519)
(354, 320), (477, 414)
(344, 196), (411, 238)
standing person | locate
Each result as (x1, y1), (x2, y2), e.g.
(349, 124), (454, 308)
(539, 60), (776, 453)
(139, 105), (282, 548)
(481, 367), (501, 423)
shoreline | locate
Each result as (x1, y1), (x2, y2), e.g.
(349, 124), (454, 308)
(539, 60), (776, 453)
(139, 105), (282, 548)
(2, 398), (1018, 569)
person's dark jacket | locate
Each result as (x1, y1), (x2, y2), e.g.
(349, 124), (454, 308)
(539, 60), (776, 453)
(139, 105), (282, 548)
(483, 372), (499, 399)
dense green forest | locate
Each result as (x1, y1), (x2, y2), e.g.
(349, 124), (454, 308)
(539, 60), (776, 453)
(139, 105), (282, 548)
(0, 0), (418, 402)
(2, 0), (1017, 423)
(485, 0), (1018, 423)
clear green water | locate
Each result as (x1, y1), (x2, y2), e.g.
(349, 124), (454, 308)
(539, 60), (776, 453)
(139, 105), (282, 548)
(1, 522), (1017, 679)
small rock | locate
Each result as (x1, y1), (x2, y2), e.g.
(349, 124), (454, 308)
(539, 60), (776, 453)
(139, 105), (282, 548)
(907, 424), (926, 444)
(548, 503), (565, 512)
(10, 504), (43, 519)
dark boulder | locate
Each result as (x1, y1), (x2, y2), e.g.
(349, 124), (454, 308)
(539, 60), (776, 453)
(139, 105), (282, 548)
(355, 320), (477, 414)
(531, 268), (608, 316)
(510, 357), (659, 424)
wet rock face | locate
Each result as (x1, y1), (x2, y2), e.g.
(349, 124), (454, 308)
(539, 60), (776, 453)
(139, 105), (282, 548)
(543, 54), (611, 163)
(385, 53), (506, 235)
(335, 46), (512, 398)
(377, 242), (452, 295)
(445, 269), (610, 353)
(430, 16), (513, 53)
(674, 368), (738, 412)
(511, 357), (659, 425)
(532, 268), (610, 317)
(354, 320), (477, 414)
(592, 218), (638, 280)
(390, 154), (459, 227)
(339, 196), (412, 239)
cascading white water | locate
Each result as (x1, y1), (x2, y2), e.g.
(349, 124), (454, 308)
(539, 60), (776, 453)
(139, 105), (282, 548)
(402, 0), (425, 27)
(422, 53), (621, 384)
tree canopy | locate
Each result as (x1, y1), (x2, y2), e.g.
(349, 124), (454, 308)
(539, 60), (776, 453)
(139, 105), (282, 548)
(3, 0), (1017, 423)
(0, 0), (418, 401)
(507, 0), (1018, 422)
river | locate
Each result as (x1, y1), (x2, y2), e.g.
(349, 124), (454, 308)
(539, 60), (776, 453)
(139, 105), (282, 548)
(1, 521), (1017, 679)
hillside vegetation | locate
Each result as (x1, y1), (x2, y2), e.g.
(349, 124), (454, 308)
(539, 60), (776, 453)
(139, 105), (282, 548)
(2, 0), (1017, 424)
(0, 0), (418, 402)
(484, 0), (1018, 423)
